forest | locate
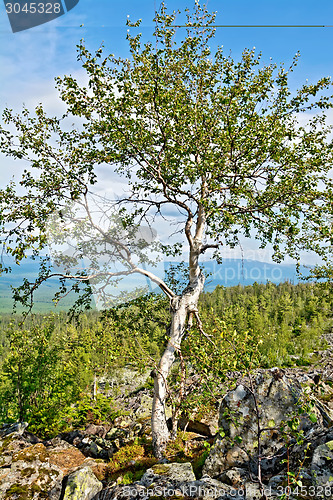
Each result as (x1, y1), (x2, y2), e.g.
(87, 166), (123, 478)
(0, 280), (331, 440)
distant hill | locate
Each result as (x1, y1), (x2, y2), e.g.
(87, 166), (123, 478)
(198, 259), (310, 291)
(0, 256), (312, 313)
(0, 256), (91, 313)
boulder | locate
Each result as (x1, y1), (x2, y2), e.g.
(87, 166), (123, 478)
(89, 441), (104, 458)
(203, 368), (330, 479)
(0, 422), (29, 437)
(218, 467), (249, 487)
(105, 427), (128, 441)
(0, 443), (64, 500)
(140, 462), (196, 486)
(0, 431), (30, 468)
(63, 466), (103, 500)
(311, 440), (333, 497)
(244, 481), (264, 500)
(83, 423), (110, 438)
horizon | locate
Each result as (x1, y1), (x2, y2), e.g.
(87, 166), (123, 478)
(0, 255), (316, 313)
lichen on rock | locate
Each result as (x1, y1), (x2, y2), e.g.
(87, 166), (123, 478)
(63, 466), (103, 500)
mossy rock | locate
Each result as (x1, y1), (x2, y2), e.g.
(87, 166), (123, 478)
(63, 467), (103, 500)
(151, 464), (172, 476)
(0, 435), (17, 454)
(12, 443), (48, 463)
(142, 462), (196, 485)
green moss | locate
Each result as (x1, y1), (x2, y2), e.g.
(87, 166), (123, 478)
(0, 435), (15, 454)
(192, 449), (210, 479)
(37, 466), (57, 488)
(31, 483), (41, 493)
(107, 453), (157, 485)
(151, 464), (171, 476)
(5, 483), (30, 500)
(13, 444), (48, 463)
(120, 471), (134, 484)
(106, 438), (159, 486)
(21, 467), (36, 477)
(109, 443), (145, 469)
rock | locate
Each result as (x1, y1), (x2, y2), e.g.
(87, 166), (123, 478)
(92, 483), (147, 500)
(0, 422), (29, 437)
(63, 466), (103, 499)
(0, 432), (30, 468)
(89, 441), (103, 456)
(203, 368), (328, 478)
(73, 436), (83, 447)
(50, 444), (87, 475)
(94, 467), (244, 500)
(183, 474), (245, 499)
(84, 423), (109, 438)
(113, 416), (133, 428)
(100, 367), (150, 396)
(24, 431), (43, 445)
(105, 428), (128, 441)
(178, 412), (219, 437)
(65, 429), (84, 444)
(244, 482), (263, 500)
(45, 436), (77, 450)
(141, 462), (196, 486)
(311, 440), (333, 496)
(0, 431), (98, 499)
(267, 474), (286, 491)
(88, 441), (109, 459)
(267, 469), (312, 494)
(134, 394), (153, 419)
(0, 449), (64, 500)
(130, 423), (142, 437)
(219, 467), (249, 487)
(288, 427), (333, 472)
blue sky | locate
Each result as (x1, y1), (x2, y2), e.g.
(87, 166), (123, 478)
(0, 0), (332, 265)
(1, 0), (333, 109)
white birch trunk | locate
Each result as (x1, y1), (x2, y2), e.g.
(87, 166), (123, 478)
(151, 271), (205, 458)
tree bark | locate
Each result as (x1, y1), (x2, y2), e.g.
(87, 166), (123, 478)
(151, 271), (205, 458)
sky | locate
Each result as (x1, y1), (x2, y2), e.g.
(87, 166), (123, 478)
(0, 0), (332, 269)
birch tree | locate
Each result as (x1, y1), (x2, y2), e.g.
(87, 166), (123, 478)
(1, 3), (332, 458)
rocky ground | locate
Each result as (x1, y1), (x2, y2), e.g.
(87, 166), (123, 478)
(1, 346), (333, 500)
